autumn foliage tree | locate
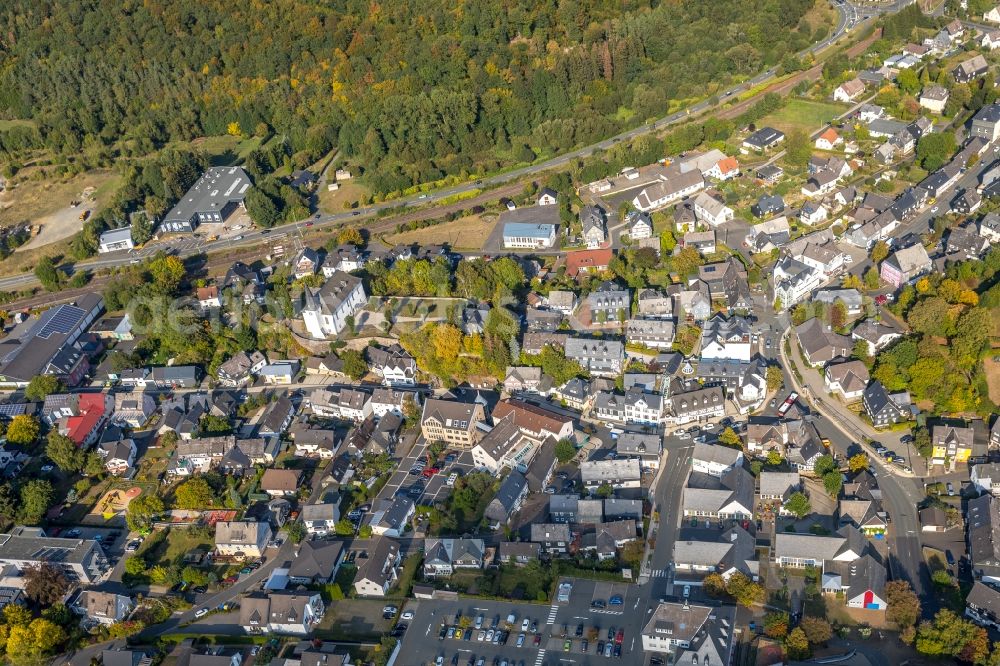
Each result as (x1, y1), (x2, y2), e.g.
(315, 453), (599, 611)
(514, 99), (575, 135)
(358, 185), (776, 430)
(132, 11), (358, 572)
(23, 563), (69, 605)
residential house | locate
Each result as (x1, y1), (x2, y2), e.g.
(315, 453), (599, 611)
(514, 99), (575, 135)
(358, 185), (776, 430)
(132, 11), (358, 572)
(587, 281), (630, 324)
(881, 243), (931, 288)
(700, 315), (752, 362)
(564, 337), (624, 376)
(983, 28), (1000, 50)
(741, 127), (785, 153)
(969, 493), (1000, 583)
(239, 591), (325, 635)
(368, 497), (415, 538)
(953, 55), (989, 84)
(422, 538), (485, 577)
(691, 442), (743, 478)
(863, 381), (911, 428)
(683, 230), (717, 255)
(367, 344), (417, 386)
(497, 542), (540, 566)
(638, 289), (673, 318)
(76, 590), (134, 626)
(471, 414), (539, 474)
(667, 385), (726, 425)
(310, 387), (372, 423)
(641, 602), (736, 662)
(110, 391), (155, 428)
(537, 188), (558, 206)
(255, 396), (296, 438)
(214, 521), (271, 559)
(288, 541), (344, 585)
(981, 212), (1000, 243)
(632, 171), (705, 212)
(580, 206), (607, 249)
(99, 434), (137, 476)
(751, 194), (785, 218)
(544, 290), (577, 314)
(260, 469), (302, 498)
(580, 520), (637, 560)
(300, 271), (367, 339)
(852, 318), (902, 356)
(565, 248), (614, 278)
(931, 425), (975, 467)
(0, 528), (108, 584)
(580, 459), (642, 490)
(217, 351), (268, 387)
(491, 399), (575, 442)
(530, 523), (571, 554)
(833, 78), (865, 103)
(674, 527), (757, 581)
(920, 85), (950, 113)
(352, 537), (401, 597)
(291, 420), (339, 458)
(626, 319), (675, 349)
(825, 360), (870, 400)
(946, 223), (990, 259)
(420, 398), (485, 448)
(966, 581), (1000, 630)
(795, 317), (852, 367)
(692, 191), (734, 227)
(683, 467), (754, 520)
(300, 503), (341, 537)
(259, 361), (299, 385)
(815, 127), (842, 151)
(972, 104), (1000, 142)
(616, 433), (662, 470)
(196, 286), (221, 310)
(292, 248), (320, 280)
(759, 471), (801, 504)
(485, 471), (528, 525)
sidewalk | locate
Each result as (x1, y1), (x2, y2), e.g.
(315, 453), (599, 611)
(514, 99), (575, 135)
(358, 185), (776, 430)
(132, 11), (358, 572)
(778, 326), (916, 478)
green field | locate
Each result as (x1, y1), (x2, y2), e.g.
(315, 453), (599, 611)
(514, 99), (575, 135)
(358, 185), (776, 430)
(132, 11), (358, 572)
(760, 98), (849, 135)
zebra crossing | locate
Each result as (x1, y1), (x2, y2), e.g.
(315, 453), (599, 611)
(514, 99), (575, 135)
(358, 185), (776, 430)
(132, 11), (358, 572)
(533, 649), (546, 666)
(648, 568), (671, 578)
(545, 604), (559, 624)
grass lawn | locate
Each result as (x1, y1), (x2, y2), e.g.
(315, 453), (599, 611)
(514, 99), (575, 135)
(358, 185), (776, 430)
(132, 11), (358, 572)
(0, 119), (36, 131)
(176, 135), (263, 167)
(138, 526), (215, 569)
(387, 553), (421, 600)
(318, 181), (370, 214)
(384, 213), (497, 250)
(760, 99), (849, 136)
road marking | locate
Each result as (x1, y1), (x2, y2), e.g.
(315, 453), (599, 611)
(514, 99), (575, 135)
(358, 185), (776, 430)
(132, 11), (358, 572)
(546, 605), (559, 624)
(534, 649), (546, 666)
(647, 569), (670, 578)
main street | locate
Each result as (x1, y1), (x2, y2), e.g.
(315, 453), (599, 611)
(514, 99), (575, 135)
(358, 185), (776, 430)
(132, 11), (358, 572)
(0, 0), (891, 293)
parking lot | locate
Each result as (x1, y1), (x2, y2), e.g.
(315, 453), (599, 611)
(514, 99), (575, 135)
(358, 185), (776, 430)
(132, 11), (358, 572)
(395, 578), (651, 666)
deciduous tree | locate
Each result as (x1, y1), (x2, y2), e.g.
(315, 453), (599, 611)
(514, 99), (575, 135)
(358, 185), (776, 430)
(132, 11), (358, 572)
(785, 492), (811, 519)
(23, 563), (69, 605)
(24, 375), (62, 402)
(6, 414), (39, 445)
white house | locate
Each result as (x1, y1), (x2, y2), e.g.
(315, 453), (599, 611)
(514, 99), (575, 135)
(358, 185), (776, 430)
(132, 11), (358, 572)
(815, 128), (842, 151)
(985, 5), (1000, 23)
(692, 191), (734, 227)
(833, 78), (865, 103)
(691, 442), (743, 478)
(97, 228), (135, 254)
(502, 223), (557, 249)
(240, 592), (325, 635)
(301, 271), (367, 339)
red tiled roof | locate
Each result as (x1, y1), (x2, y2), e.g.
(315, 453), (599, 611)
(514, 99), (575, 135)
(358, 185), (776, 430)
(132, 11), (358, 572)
(565, 249), (613, 278)
(717, 157), (740, 175)
(66, 394), (107, 445)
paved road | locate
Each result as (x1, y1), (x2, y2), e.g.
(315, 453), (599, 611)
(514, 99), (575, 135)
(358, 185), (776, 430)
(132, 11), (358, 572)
(0, 0), (873, 293)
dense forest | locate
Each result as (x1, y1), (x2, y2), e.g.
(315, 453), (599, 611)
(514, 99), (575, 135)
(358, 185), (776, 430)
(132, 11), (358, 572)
(0, 0), (820, 197)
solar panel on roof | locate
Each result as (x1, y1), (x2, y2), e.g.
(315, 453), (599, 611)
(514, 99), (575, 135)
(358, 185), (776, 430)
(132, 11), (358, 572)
(36, 305), (85, 339)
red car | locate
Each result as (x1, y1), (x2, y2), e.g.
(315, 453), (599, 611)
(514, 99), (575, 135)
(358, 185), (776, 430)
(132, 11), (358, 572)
(224, 575), (239, 583)
(615, 629), (624, 645)
(422, 467), (440, 478)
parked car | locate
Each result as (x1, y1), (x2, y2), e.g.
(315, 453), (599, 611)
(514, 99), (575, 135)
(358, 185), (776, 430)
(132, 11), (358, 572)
(947, 482), (955, 496)
(195, 608), (208, 618)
